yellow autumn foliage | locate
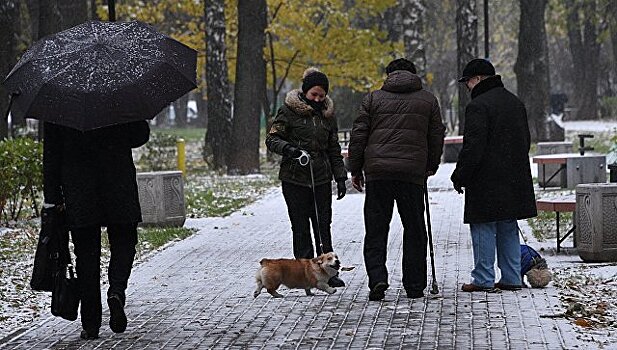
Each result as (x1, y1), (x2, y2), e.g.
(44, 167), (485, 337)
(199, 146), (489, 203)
(95, 0), (400, 92)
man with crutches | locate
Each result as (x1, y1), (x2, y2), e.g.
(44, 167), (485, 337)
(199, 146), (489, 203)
(348, 58), (446, 301)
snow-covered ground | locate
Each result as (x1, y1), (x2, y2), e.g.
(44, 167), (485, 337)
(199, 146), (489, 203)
(1, 119), (614, 344)
(553, 114), (617, 133)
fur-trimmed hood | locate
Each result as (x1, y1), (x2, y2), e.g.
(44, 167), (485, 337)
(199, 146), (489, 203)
(284, 89), (334, 118)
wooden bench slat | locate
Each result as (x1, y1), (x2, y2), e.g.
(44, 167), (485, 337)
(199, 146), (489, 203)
(536, 196), (576, 212)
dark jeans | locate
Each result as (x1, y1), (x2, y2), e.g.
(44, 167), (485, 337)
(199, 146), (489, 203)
(71, 223), (138, 331)
(364, 180), (427, 292)
(282, 181), (333, 259)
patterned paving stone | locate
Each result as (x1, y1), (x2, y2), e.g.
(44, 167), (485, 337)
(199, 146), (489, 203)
(0, 165), (582, 349)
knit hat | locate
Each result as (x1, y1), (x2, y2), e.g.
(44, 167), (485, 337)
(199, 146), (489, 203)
(458, 58), (495, 82)
(301, 67), (329, 94)
(385, 58), (417, 74)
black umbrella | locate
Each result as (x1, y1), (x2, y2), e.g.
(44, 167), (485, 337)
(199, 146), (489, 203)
(3, 20), (197, 131)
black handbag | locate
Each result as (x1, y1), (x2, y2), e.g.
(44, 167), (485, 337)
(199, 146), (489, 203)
(31, 206), (70, 292)
(51, 264), (80, 321)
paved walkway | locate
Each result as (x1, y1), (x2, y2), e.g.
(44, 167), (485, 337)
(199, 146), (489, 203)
(1, 165), (582, 349)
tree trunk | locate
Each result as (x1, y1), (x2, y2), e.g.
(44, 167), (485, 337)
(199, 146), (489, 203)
(514, 0), (558, 142)
(0, 1), (21, 140)
(195, 88), (207, 128)
(58, 0), (88, 28)
(400, 0), (426, 76)
(456, 0), (477, 135)
(38, 0), (61, 39)
(565, 0), (601, 120)
(155, 108), (169, 127)
(89, 0), (98, 20)
(608, 0), (617, 93)
(227, 0), (266, 175)
(204, 0), (233, 170)
(26, 0), (40, 44)
(173, 93), (189, 128)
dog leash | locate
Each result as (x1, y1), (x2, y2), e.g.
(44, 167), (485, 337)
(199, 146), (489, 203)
(296, 151), (324, 253)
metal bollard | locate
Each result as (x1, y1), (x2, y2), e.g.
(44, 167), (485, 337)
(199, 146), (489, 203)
(176, 138), (185, 176)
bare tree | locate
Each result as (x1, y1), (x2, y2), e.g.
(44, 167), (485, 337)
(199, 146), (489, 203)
(58, 0), (88, 28)
(515, 0), (559, 141)
(173, 93), (189, 127)
(565, 0), (605, 120)
(607, 0), (617, 94)
(0, 1), (21, 139)
(37, 0), (61, 39)
(263, 3), (300, 125)
(227, 0), (266, 175)
(204, 0), (233, 170)
(456, 0), (478, 134)
(400, 0), (426, 76)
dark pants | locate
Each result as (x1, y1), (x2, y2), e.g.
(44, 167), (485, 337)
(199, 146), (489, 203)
(364, 180), (427, 292)
(71, 223), (138, 331)
(282, 181), (333, 259)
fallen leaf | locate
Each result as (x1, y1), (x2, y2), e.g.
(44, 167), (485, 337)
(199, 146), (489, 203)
(575, 318), (592, 328)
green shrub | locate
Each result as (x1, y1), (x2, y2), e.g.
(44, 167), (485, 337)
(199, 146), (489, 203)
(527, 211), (573, 241)
(0, 137), (43, 223)
(137, 132), (178, 171)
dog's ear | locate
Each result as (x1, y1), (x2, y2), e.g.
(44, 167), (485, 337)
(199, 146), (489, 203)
(313, 256), (322, 264)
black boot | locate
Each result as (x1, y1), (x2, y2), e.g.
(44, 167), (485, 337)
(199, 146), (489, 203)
(107, 294), (127, 333)
(328, 274), (345, 288)
(80, 328), (99, 340)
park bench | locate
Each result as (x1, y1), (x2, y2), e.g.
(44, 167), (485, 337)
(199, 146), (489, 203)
(532, 153), (606, 190)
(535, 141), (573, 188)
(535, 195), (576, 252)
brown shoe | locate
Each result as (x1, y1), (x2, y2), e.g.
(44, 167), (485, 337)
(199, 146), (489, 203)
(494, 282), (522, 291)
(461, 283), (495, 292)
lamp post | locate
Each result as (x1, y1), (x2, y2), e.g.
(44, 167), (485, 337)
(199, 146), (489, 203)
(484, 0), (489, 58)
(108, 0), (116, 22)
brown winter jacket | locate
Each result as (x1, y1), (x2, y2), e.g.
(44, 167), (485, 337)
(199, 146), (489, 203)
(348, 70), (445, 185)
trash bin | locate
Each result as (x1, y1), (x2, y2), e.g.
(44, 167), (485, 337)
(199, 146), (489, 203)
(609, 163), (617, 183)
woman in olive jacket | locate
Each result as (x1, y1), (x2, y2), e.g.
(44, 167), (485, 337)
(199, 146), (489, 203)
(43, 120), (149, 339)
(266, 67), (347, 288)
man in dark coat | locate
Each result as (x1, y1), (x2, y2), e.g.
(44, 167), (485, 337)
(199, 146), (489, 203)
(266, 67), (348, 288)
(451, 58), (537, 292)
(348, 58), (445, 301)
(43, 120), (150, 339)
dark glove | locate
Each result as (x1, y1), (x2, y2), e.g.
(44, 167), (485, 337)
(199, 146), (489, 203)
(282, 144), (302, 158)
(453, 182), (464, 194)
(336, 179), (347, 200)
(450, 171), (464, 194)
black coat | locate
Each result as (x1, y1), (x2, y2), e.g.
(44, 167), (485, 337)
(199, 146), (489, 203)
(265, 89), (347, 187)
(451, 76), (537, 224)
(43, 121), (150, 228)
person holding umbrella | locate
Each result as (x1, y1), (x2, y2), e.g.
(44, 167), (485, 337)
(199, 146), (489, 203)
(43, 120), (149, 339)
(3, 20), (197, 339)
(266, 67), (348, 288)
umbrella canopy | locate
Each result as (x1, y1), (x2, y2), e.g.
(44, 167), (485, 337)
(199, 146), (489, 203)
(3, 20), (197, 131)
